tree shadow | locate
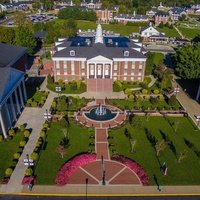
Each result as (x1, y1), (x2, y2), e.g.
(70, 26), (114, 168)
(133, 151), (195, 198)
(184, 138), (200, 158)
(153, 174), (161, 191)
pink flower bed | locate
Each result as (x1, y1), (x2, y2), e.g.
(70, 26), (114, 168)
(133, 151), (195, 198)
(21, 176), (36, 185)
(111, 154), (149, 185)
(55, 153), (96, 186)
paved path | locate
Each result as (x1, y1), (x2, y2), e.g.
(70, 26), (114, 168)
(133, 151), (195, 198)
(173, 25), (184, 39)
(0, 92), (56, 193)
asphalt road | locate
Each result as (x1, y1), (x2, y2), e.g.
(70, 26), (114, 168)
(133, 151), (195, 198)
(1, 196), (200, 200)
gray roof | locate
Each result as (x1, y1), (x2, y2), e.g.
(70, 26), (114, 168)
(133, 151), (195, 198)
(0, 43), (26, 68)
(53, 42), (146, 59)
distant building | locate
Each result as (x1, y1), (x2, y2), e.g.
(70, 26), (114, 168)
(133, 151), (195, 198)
(80, 0), (102, 9)
(154, 13), (169, 26)
(51, 24), (146, 92)
(114, 11), (149, 24)
(168, 7), (187, 20)
(146, 10), (157, 18)
(0, 43), (27, 139)
(95, 8), (114, 23)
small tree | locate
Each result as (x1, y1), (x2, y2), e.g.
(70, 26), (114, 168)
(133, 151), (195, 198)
(168, 95), (176, 107)
(8, 129), (15, 137)
(19, 140), (27, 147)
(56, 145), (67, 158)
(155, 140), (167, 156)
(5, 168), (13, 177)
(13, 153), (21, 160)
(130, 139), (137, 153)
(30, 152), (39, 161)
(25, 168), (33, 176)
(23, 130), (30, 138)
(177, 150), (187, 163)
(20, 124), (25, 132)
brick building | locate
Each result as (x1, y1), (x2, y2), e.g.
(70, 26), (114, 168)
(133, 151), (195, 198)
(52, 24), (146, 92)
(95, 9), (114, 23)
(154, 13), (170, 26)
(0, 43), (27, 138)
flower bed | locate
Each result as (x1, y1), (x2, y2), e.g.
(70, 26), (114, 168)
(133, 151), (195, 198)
(111, 154), (149, 185)
(55, 153), (96, 185)
(21, 176), (36, 185)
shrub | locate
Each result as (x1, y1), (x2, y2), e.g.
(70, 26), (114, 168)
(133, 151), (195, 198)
(128, 94), (134, 100)
(150, 96), (159, 105)
(39, 131), (46, 139)
(27, 99), (32, 106)
(143, 95), (150, 100)
(142, 89), (148, 94)
(47, 75), (54, 84)
(5, 168), (13, 177)
(124, 88), (132, 95)
(13, 153), (21, 160)
(19, 140), (26, 147)
(20, 124), (25, 132)
(23, 130), (30, 138)
(158, 95), (164, 101)
(153, 89), (159, 94)
(30, 152), (39, 161)
(31, 101), (38, 107)
(8, 129), (15, 137)
(168, 95), (176, 106)
(43, 122), (49, 129)
(25, 168), (33, 176)
(113, 81), (122, 92)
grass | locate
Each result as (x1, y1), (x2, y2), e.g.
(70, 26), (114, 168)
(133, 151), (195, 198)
(178, 27), (200, 39)
(0, 132), (24, 179)
(156, 26), (179, 37)
(77, 20), (142, 36)
(109, 116), (200, 185)
(34, 119), (93, 184)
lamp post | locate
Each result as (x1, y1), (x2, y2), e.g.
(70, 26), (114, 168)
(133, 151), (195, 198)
(174, 85), (180, 96)
(196, 115), (200, 129)
(26, 154), (30, 167)
(55, 86), (61, 97)
(44, 109), (52, 122)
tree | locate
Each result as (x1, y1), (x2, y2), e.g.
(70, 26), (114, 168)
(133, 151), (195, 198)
(130, 139), (137, 153)
(177, 150), (187, 163)
(155, 140), (167, 156)
(15, 26), (37, 55)
(14, 11), (32, 28)
(0, 27), (15, 45)
(56, 145), (66, 158)
(174, 43), (200, 79)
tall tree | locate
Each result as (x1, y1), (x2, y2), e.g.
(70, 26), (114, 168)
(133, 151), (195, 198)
(174, 43), (200, 79)
(0, 27), (15, 44)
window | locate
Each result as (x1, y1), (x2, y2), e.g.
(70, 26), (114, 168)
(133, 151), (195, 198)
(56, 61), (60, 69)
(124, 51), (129, 57)
(124, 61), (128, 69)
(70, 50), (75, 56)
(138, 72), (142, 76)
(131, 77), (134, 81)
(131, 72), (134, 75)
(139, 69), (142, 73)
(105, 64), (110, 76)
(138, 77), (142, 81)
(81, 72), (85, 76)
(113, 77), (117, 80)
(132, 62), (135, 69)
(71, 61), (75, 75)
(97, 64), (102, 76)
(81, 61), (85, 69)
(139, 65), (143, 69)
(123, 77), (127, 80)
(114, 63), (117, 70)
(90, 64), (95, 75)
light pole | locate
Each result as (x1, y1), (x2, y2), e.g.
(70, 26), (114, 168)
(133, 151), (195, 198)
(44, 109), (52, 122)
(55, 86), (61, 97)
(26, 154), (30, 167)
(174, 85), (180, 96)
(196, 115), (200, 129)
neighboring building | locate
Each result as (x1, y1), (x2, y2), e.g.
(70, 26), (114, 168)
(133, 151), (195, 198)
(95, 9), (114, 23)
(52, 24), (146, 92)
(154, 12), (170, 26)
(168, 7), (187, 20)
(140, 25), (168, 43)
(0, 43), (27, 139)
(114, 12), (149, 24)
(146, 10), (157, 18)
(80, 0), (102, 9)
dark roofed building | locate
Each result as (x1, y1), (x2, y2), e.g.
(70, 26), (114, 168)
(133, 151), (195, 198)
(0, 43), (27, 139)
(52, 24), (146, 92)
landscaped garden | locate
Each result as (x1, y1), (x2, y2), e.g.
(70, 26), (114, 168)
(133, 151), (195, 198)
(108, 116), (200, 185)
(47, 75), (86, 94)
(33, 119), (94, 184)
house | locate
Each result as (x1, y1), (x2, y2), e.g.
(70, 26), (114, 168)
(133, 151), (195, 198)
(140, 24), (169, 43)
(168, 7), (187, 20)
(51, 24), (147, 92)
(0, 43), (28, 139)
(80, 0), (102, 9)
(154, 12), (170, 26)
(146, 10), (157, 18)
(114, 12), (149, 24)
(95, 8), (114, 23)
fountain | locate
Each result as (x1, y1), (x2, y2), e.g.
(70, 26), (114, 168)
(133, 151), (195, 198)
(95, 104), (107, 116)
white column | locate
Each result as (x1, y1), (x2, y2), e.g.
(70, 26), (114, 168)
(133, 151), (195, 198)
(18, 85), (24, 108)
(14, 90), (21, 114)
(10, 94), (17, 121)
(5, 103), (12, 128)
(110, 63), (113, 78)
(87, 64), (89, 79)
(22, 80), (27, 101)
(102, 64), (105, 79)
(94, 64), (97, 79)
(0, 110), (7, 139)
(196, 84), (200, 101)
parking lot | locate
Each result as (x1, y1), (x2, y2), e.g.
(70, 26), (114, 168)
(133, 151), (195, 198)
(28, 13), (57, 24)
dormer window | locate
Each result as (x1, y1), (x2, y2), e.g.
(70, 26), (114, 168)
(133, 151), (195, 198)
(124, 50), (129, 57)
(70, 50), (75, 56)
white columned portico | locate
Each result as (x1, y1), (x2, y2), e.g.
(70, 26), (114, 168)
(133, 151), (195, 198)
(10, 94), (17, 121)
(94, 64), (97, 79)
(5, 103), (12, 128)
(14, 90), (21, 114)
(0, 110), (7, 139)
(18, 85), (24, 108)
(22, 80), (27, 101)
(102, 65), (105, 78)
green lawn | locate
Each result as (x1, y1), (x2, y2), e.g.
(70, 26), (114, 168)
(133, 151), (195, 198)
(77, 20), (141, 36)
(34, 119), (93, 184)
(0, 132), (24, 179)
(156, 26), (179, 37)
(109, 116), (200, 185)
(178, 27), (200, 39)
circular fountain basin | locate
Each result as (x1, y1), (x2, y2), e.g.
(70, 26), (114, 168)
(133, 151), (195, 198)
(85, 106), (117, 121)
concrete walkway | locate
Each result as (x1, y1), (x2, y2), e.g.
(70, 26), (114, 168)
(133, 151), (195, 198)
(0, 92), (56, 193)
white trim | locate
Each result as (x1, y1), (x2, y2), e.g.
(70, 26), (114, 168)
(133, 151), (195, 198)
(0, 110), (7, 139)
(113, 58), (146, 62)
(53, 57), (87, 61)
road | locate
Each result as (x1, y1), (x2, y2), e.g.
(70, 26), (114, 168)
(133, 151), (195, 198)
(1, 196), (200, 200)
